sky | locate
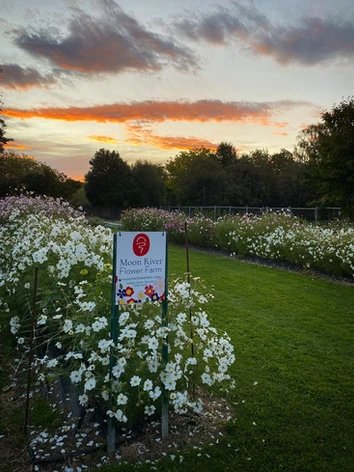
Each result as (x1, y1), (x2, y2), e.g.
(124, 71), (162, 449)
(1, 0), (354, 180)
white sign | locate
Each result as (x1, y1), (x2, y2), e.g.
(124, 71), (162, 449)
(115, 232), (167, 305)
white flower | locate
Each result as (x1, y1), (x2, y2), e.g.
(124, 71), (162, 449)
(47, 358), (58, 368)
(119, 312), (130, 325)
(84, 377), (96, 391)
(70, 370), (82, 383)
(144, 405), (156, 416)
(79, 394), (89, 406)
(144, 319), (155, 329)
(91, 320), (103, 332)
(148, 337), (159, 350)
(75, 323), (86, 333)
(117, 393), (128, 405)
(17, 337), (25, 344)
(201, 372), (213, 386)
(143, 379), (153, 391)
(63, 319), (73, 333)
(130, 375), (141, 387)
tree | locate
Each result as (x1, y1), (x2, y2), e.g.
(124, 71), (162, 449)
(85, 148), (134, 208)
(130, 160), (166, 207)
(215, 142), (237, 168)
(166, 147), (227, 205)
(296, 97), (354, 217)
(0, 151), (81, 198)
(0, 83), (13, 153)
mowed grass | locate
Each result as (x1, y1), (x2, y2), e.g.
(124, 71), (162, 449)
(113, 245), (354, 472)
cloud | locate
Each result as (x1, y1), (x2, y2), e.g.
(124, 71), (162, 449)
(273, 132), (288, 136)
(88, 135), (119, 144)
(174, 1), (354, 66)
(3, 141), (30, 150)
(0, 64), (56, 90)
(3, 99), (312, 126)
(12, 0), (197, 76)
(125, 122), (219, 150)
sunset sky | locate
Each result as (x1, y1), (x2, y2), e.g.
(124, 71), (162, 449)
(1, 0), (354, 180)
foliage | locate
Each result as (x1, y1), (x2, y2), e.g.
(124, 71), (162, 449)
(85, 148), (135, 208)
(121, 207), (354, 278)
(0, 151), (82, 199)
(0, 85), (13, 153)
(130, 160), (167, 207)
(166, 146), (309, 207)
(166, 147), (228, 205)
(296, 96), (354, 217)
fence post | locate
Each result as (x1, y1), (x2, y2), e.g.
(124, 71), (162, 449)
(245, 206), (249, 214)
(214, 205), (217, 221)
(188, 206), (191, 217)
(229, 205), (231, 215)
(314, 207), (318, 225)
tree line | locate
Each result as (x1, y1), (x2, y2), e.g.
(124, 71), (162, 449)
(1, 97), (353, 217)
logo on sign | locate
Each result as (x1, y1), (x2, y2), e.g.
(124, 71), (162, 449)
(132, 233), (150, 256)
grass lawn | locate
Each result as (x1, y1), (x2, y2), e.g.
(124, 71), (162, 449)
(1, 245), (354, 472)
(119, 245), (353, 472)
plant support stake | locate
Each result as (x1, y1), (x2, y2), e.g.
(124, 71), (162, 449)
(107, 233), (119, 454)
(24, 266), (38, 436)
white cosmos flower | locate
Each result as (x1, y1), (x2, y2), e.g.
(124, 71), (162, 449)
(130, 375), (141, 387)
(79, 394), (89, 406)
(144, 405), (156, 416)
(143, 379), (153, 391)
(70, 370), (82, 383)
(84, 377), (96, 391)
(117, 393), (128, 405)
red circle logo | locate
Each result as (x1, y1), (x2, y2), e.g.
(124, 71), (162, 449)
(132, 233), (150, 256)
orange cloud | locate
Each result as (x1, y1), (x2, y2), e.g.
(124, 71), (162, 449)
(273, 132), (288, 136)
(4, 142), (31, 150)
(3, 99), (312, 126)
(127, 133), (219, 150)
(88, 135), (119, 144)
(125, 121), (219, 150)
(273, 122), (289, 128)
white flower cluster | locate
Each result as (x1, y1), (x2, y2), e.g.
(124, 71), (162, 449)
(1, 197), (235, 428)
(121, 208), (354, 277)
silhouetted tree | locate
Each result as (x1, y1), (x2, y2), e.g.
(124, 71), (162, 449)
(296, 97), (354, 217)
(85, 148), (134, 208)
(130, 160), (166, 207)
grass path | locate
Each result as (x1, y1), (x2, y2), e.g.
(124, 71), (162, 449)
(158, 245), (354, 472)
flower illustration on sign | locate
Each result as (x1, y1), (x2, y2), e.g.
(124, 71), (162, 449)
(132, 233), (150, 256)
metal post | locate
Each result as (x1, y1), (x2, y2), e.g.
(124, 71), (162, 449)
(161, 233), (169, 440)
(24, 267), (39, 436)
(314, 207), (318, 225)
(214, 205), (217, 221)
(107, 234), (119, 454)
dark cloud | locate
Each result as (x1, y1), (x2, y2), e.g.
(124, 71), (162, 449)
(12, 0), (198, 75)
(0, 63), (56, 90)
(174, 1), (354, 66)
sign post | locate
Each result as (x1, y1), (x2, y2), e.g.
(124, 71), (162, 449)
(107, 232), (168, 453)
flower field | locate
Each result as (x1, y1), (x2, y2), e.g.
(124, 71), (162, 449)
(121, 208), (354, 278)
(0, 196), (235, 469)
